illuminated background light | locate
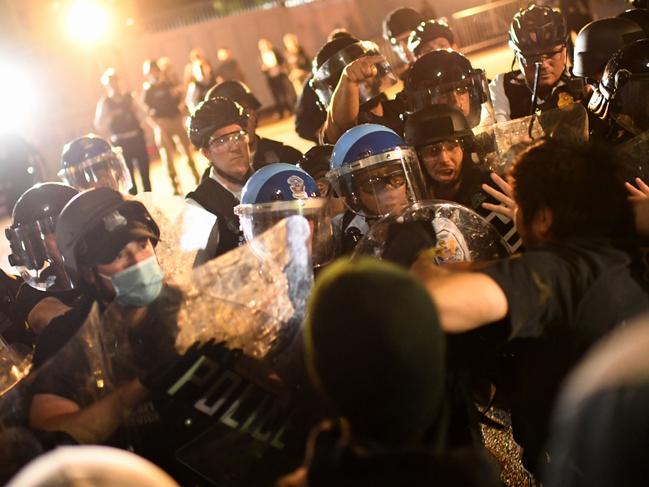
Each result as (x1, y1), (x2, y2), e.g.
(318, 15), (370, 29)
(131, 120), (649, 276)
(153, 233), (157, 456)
(0, 62), (36, 134)
(65, 1), (110, 44)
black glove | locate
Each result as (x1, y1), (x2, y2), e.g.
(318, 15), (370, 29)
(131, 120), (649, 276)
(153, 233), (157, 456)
(382, 220), (438, 268)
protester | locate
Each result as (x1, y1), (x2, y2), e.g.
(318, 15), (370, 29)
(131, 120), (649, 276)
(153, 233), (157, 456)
(413, 139), (649, 474)
(283, 33), (311, 96)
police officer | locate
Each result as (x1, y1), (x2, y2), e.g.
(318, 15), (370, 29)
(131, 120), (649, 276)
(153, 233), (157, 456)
(315, 39), (402, 142)
(94, 68), (151, 194)
(405, 49), (495, 127)
(572, 18), (645, 83)
(234, 163), (334, 268)
(382, 7), (425, 68)
(205, 80), (303, 170)
(618, 8), (649, 35)
(490, 5), (580, 122)
(5, 183), (80, 339)
(59, 134), (135, 195)
(588, 39), (649, 142)
(186, 97), (252, 257)
(407, 19), (458, 59)
(404, 105), (520, 251)
(327, 123), (428, 254)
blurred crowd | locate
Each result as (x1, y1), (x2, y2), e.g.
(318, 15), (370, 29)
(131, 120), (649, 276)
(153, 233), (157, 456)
(1, 1), (649, 486)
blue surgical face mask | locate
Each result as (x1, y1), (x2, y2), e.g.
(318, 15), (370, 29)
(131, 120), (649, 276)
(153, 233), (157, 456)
(104, 255), (164, 307)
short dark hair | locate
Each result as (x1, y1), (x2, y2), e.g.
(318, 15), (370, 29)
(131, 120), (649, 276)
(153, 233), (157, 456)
(511, 139), (634, 240)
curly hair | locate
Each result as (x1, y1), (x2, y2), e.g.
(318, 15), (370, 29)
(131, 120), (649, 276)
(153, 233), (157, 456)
(511, 139), (635, 240)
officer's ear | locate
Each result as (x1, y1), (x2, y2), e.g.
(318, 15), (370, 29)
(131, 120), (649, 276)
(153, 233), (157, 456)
(201, 147), (210, 159)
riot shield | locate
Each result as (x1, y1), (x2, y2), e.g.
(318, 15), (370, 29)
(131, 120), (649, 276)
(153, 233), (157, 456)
(353, 200), (511, 267)
(474, 103), (590, 174)
(135, 193), (217, 282)
(0, 215), (314, 486)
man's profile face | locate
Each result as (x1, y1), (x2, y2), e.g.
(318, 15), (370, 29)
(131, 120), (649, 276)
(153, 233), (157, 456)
(432, 87), (471, 118)
(519, 44), (567, 89)
(92, 238), (156, 300)
(202, 123), (251, 181)
(420, 139), (464, 186)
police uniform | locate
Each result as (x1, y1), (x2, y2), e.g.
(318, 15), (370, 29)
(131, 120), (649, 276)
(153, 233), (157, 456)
(489, 71), (577, 122)
(186, 168), (244, 258)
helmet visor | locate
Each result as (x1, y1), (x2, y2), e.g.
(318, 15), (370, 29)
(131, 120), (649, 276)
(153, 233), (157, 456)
(235, 198), (334, 268)
(6, 218), (75, 291)
(406, 70), (495, 127)
(58, 147), (133, 194)
(327, 147), (428, 218)
(311, 41), (398, 109)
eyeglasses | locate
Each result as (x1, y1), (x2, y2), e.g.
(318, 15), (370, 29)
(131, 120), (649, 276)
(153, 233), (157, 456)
(357, 171), (406, 193)
(208, 130), (248, 151)
(518, 47), (565, 66)
(420, 139), (461, 158)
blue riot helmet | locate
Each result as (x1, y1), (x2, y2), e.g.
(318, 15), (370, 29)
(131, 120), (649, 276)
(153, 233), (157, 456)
(234, 163), (334, 267)
(59, 134), (133, 194)
(328, 124), (427, 218)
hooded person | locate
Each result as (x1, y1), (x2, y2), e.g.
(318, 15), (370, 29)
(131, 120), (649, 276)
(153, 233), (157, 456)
(276, 258), (499, 487)
(186, 96), (252, 257)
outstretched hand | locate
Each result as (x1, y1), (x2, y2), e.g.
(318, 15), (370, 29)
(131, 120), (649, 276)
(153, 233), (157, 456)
(481, 173), (517, 221)
(625, 177), (649, 198)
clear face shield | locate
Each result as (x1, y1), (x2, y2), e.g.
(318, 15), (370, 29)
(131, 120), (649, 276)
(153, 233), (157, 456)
(311, 41), (398, 109)
(353, 200), (512, 266)
(5, 217), (75, 291)
(235, 198), (334, 268)
(406, 70), (495, 128)
(327, 147), (428, 218)
(58, 147), (133, 194)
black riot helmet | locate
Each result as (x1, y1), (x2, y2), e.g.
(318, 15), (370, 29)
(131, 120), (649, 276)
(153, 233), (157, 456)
(618, 8), (649, 36)
(628, 0), (648, 8)
(204, 80), (261, 111)
(56, 187), (159, 284)
(6, 183), (79, 290)
(382, 7), (424, 43)
(573, 18), (646, 79)
(407, 20), (455, 58)
(588, 39), (649, 134)
(189, 96), (249, 149)
(404, 104), (475, 150)
(297, 144), (334, 182)
(509, 5), (568, 56)
(405, 49), (491, 127)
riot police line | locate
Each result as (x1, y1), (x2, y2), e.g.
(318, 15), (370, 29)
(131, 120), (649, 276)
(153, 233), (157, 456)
(1, 3), (649, 486)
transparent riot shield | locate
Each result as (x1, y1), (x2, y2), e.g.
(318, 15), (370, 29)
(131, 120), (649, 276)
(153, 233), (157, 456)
(354, 200), (511, 267)
(474, 103), (590, 174)
(616, 130), (649, 183)
(135, 193), (217, 282)
(0, 215), (314, 485)
(0, 336), (31, 397)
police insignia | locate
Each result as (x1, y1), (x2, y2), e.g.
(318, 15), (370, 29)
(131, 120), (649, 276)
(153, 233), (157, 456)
(558, 91), (575, 109)
(103, 210), (127, 232)
(287, 175), (308, 199)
